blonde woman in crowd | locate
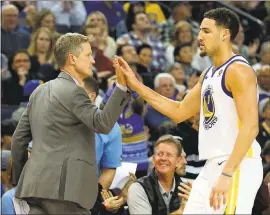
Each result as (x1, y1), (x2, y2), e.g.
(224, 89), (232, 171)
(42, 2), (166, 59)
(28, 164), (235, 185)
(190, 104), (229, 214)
(27, 27), (56, 67)
(85, 11), (116, 59)
(165, 21), (195, 68)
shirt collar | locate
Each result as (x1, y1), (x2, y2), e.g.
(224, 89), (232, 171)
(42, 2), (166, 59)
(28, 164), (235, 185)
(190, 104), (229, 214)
(65, 71), (80, 86)
(158, 177), (176, 196)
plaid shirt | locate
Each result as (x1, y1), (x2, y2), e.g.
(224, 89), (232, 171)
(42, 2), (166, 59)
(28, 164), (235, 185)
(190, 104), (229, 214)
(159, 17), (200, 47)
(117, 32), (166, 72)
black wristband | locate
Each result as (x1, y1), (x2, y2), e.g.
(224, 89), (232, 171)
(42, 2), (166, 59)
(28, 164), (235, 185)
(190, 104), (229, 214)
(221, 172), (232, 178)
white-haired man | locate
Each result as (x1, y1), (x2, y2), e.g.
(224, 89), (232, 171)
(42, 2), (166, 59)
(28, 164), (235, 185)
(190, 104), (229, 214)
(145, 73), (177, 141)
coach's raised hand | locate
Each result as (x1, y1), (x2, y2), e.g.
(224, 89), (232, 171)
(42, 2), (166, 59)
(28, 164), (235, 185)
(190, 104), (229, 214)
(116, 56), (140, 90)
(113, 56), (126, 87)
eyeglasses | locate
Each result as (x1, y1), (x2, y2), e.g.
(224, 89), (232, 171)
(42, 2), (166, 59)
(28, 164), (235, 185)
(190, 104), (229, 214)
(14, 59), (30, 63)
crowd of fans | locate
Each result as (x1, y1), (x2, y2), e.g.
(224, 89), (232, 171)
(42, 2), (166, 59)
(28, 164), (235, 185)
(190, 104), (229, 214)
(1, 1), (270, 214)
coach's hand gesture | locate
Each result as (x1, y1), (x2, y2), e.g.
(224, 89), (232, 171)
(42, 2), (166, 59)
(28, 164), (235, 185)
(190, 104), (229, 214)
(113, 56), (126, 87)
(116, 57), (140, 91)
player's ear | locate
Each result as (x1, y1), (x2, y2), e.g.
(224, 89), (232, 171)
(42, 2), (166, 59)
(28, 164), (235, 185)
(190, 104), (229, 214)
(222, 29), (230, 42)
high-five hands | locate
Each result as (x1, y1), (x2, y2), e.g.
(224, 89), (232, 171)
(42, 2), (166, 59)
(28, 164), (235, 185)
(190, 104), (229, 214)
(114, 56), (139, 90)
(113, 56), (127, 87)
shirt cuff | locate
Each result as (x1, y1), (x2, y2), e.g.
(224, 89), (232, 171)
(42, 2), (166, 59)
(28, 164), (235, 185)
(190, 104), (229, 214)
(116, 83), (128, 92)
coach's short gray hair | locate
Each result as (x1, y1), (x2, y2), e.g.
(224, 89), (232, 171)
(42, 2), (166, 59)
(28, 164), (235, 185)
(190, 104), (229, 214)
(54, 33), (93, 68)
(154, 73), (176, 89)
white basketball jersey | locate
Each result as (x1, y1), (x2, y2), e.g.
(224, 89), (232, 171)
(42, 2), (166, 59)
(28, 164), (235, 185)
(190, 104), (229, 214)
(199, 55), (261, 160)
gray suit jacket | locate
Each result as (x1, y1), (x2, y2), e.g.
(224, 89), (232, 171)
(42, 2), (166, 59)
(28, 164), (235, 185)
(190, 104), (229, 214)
(11, 72), (131, 209)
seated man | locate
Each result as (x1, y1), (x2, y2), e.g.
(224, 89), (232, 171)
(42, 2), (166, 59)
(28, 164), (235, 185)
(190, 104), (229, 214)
(127, 135), (191, 215)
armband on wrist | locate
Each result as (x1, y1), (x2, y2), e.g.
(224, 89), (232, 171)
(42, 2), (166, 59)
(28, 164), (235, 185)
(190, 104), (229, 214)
(221, 172), (232, 178)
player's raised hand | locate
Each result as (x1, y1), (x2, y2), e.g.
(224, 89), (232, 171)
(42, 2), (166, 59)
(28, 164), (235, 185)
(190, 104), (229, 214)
(113, 56), (126, 87)
(116, 57), (139, 90)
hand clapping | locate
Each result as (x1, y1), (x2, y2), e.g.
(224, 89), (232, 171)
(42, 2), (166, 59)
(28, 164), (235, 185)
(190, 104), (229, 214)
(101, 189), (124, 212)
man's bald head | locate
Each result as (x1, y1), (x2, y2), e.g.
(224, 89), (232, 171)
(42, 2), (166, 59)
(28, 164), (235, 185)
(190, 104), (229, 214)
(1, 4), (19, 31)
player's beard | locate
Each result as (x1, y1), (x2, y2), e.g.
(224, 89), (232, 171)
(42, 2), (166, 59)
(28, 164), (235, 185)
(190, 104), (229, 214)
(200, 50), (207, 57)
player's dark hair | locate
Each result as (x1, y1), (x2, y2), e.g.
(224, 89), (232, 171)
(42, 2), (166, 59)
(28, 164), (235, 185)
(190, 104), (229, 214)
(204, 8), (240, 41)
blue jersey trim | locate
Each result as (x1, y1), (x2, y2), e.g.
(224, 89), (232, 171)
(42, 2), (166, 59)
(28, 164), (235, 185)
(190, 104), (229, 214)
(221, 59), (249, 98)
(211, 54), (241, 77)
(202, 66), (213, 84)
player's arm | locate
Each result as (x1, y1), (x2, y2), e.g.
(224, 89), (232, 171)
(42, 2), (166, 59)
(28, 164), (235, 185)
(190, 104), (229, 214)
(127, 72), (205, 124)
(222, 62), (259, 175)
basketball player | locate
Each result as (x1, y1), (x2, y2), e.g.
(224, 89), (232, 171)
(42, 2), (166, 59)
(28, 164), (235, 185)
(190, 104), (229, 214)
(115, 7), (263, 214)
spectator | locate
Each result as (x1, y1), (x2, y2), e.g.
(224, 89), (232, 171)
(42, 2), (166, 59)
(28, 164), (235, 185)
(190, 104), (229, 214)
(256, 65), (270, 102)
(1, 53), (11, 81)
(158, 114), (206, 180)
(34, 9), (61, 41)
(1, 157), (16, 215)
(253, 41), (270, 71)
(116, 44), (138, 64)
(257, 99), (270, 149)
(20, 5), (37, 34)
(27, 27), (55, 67)
(2, 50), (33, 105)
(84, 12), (117, 59)
(127, 135), (191, 215)
(12, 80), (44, 123)
(81, 23), (114, 91)
(166, 21), (195, 68)
(116, 44), (154, 89)
(116, 2), (145, 38)
(174, 43), (197, 76)
(168, 62), (186, 95)
(262, 141), (270, 167)
(159, 2), (199, 46)
(123, 2), (165, 24)
(137, 44), (153, 72)
(117, 12), (166, 73)
(84, 1), (125, 30)
(1, 4), (30, 58)
(186, 71), (201, 93)
(1, 119), (17, 150)
(81, 76), (122, 189)
(234, 24), (260, 63)
(35, 1), (55, 12)
(91, 174), (137, 215)
(145, 73), (177, 141)
(1, 150), (11, 189)
(51, 1), (86, 33)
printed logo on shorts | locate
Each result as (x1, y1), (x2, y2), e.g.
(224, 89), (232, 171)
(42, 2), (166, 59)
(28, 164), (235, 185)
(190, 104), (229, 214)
(202, 85), (218, 130)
